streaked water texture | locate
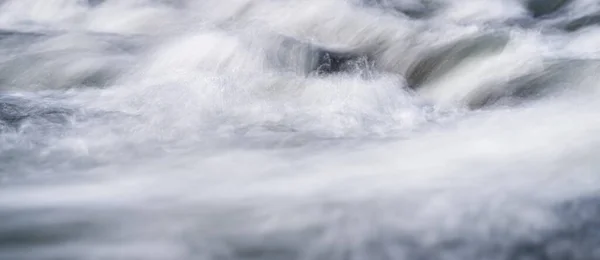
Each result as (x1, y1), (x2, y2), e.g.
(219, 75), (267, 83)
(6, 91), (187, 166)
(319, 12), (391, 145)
(1, 0), (600, 259)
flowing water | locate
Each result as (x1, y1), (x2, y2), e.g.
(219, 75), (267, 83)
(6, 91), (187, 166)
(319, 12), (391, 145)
(1, 0), (600, 259)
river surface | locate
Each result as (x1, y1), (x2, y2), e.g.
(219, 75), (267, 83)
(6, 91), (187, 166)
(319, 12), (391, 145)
(1, 0), (600, 259)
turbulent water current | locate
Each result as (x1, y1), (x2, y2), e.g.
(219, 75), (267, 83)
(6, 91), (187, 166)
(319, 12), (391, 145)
(2, 0), (600, 259)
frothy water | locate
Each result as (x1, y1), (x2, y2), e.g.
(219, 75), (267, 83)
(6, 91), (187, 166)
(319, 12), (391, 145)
(1, 1), (600, 259)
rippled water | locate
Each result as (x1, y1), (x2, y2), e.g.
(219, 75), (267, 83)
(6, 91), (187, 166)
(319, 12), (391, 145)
(1, 0), (600, 259)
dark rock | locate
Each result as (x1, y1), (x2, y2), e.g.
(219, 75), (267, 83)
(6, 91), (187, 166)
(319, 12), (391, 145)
(314, 50), (372, 75)
(406, 32), (510, 89)
(264, 36), (371, 76)
(406, 42), (600, 109)
(526, 0), (572, 18)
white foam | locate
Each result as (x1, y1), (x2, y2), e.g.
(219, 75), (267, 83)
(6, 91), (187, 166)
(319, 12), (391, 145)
(1, 0), (600, 259)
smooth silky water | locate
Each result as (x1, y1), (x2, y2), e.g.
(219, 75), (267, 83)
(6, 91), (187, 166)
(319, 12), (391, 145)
(1, 0), (600, 259)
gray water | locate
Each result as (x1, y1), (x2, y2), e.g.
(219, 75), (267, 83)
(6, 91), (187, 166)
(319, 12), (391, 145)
(2, 0), (600, 259)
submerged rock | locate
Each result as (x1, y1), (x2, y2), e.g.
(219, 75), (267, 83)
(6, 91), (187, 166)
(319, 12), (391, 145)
(314, 50), (371, 75)
(267, 32), (599, 111)
(358, 0), (439, 19)
(406, 32), (510, 89)
(0, 31), (141, 90)
(526, 0), (571, 18)
(264, 35), (371, 76)
(263, 36), (317, 74)
(469, 59), (600, 108)
(0, 29), (46, 49)
(87, 0), (104, 7)
(0, 96), (72, 131)
(563, 12), (600, 32)
(508, 197), (600, 260)
(0, 29), (44, 39)
(403, 32), (600, 109)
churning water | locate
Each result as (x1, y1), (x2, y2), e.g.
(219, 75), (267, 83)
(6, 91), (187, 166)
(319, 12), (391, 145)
(1, 0), (600, 259)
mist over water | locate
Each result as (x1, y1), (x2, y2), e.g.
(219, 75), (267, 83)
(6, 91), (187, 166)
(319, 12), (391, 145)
(1, 0), (600, 259)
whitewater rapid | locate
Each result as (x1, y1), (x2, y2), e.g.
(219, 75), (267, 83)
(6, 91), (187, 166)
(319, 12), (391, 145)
(1, 0), (600, 259)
